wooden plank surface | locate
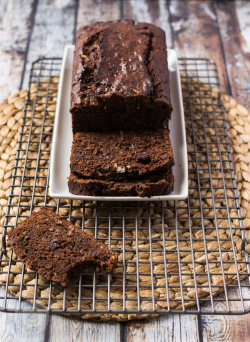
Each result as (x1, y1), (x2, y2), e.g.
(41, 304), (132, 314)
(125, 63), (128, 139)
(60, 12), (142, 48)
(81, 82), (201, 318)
(201, 313), (250, 342)
(200, 283), (250, 342)
(0, 295), (48, 342)
(235, 1), (250, 55)
(123, 0), (173, 49)
(0, 0), (249, 341)
(168, 0), (231, 94)
(76, 0), (121, 30)
(0, 0), (35, 102)
(48, 315), (120, 342)
(21, 0), (77, 89)
(216, 0), (250, 107)
(126, 315), (200, 342)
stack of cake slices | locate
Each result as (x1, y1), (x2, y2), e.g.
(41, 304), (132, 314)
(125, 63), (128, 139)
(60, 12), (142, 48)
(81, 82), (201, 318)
(68, 19), (174, 197)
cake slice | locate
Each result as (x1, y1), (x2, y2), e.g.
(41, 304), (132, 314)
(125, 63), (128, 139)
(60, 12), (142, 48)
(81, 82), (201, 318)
(70, 129), (174, 182)
(7, 207), (118, 286)
(68, 169), (174, 197)
(71, 19), (172, 133)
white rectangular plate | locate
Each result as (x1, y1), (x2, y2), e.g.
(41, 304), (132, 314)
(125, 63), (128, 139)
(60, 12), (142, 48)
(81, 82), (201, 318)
(49, 45), (188, 201)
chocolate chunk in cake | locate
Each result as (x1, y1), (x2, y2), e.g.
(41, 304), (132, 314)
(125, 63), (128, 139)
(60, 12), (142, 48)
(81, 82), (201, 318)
(7, 207), (118, 286)
(70, 129), (174, 182)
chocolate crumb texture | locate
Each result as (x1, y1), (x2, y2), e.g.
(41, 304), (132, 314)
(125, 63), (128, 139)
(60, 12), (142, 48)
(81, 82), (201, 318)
(70, 129), (174, 183)
(71, 19), (172, 133)
(7, 207), (118, 287)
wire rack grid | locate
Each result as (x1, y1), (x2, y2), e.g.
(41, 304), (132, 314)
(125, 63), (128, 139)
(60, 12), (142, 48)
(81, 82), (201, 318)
(0, 57), (249, 316)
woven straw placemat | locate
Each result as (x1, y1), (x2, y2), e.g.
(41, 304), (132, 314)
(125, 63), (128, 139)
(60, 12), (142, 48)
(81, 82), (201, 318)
(0, 75), (249, 321)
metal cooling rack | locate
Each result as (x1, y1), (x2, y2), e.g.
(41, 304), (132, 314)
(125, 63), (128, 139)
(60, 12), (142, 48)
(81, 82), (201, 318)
(0, 57), (250, 315)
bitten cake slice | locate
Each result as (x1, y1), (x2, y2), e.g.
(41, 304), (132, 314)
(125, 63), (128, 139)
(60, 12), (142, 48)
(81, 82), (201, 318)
(7, 207), (118, 287)
(68, 169), (174, 197)
(71, 19), (172, 133)
(70, 129), (174, 182)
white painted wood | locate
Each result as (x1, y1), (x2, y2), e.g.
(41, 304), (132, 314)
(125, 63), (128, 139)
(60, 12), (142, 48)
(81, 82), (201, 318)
(21, 0), (77, 89)
(49, 315), (120, 342)
(158, 0), (174, 48)
(76, 0), (121, 29)
(235, 1), (250, 54)
(0, 0), (34, 102)
(127, 0), (152, 23)
(126, 315), (199, 342)
(216, 0), (250, 106)
(125, 0), (173, 48)
(0, 289), (48, 342)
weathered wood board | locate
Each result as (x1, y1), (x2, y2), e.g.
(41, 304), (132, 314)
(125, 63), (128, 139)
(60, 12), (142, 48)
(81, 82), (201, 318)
(123, 0), (173, 51)
(168, 0), (232, 95)
(77, 0), (121, 29)
(49, 315), (121, 342)
(217, 0), (250, 107)
(0, 0), (34, 102)
(21, 0), (77, 89)
(0, 1), (249, 341)
(126, 315), (200, 342)
(0, 291), (48, 342)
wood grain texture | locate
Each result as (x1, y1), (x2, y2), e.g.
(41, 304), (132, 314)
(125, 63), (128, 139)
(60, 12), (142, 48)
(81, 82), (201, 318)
(168, 0), (231, 94)
(216, 0), (250, 107)
(201, 313), (250, 342)
(48, 315), (120, 342)
(0, 290), (48, 342)
(126, 315), (199, 342)
(123, 0), (173, 48)
(235, 0), (250, 54)
(77, 0), (121, 29)
(201, 283), (250, 342)
(21, 0), (77, 89)
(0, 0), (34, 102)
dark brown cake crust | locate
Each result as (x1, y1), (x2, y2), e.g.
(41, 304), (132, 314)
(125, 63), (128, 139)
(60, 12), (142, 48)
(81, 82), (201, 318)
(7, 207), (118, 287)
(68, 170), (174, 197)
(70, 129), (174, 182)
(71, 19), (172, 133)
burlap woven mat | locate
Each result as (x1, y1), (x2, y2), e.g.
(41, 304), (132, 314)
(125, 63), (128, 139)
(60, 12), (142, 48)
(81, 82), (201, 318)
(0, 75), (249, 321)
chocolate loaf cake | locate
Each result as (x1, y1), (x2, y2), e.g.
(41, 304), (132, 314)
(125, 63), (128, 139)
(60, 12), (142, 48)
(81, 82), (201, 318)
(71, 19), (172, 133)
(7, 207), (118, 286)
(68, 169), (174, 197)
(70, 129), (174, 182)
